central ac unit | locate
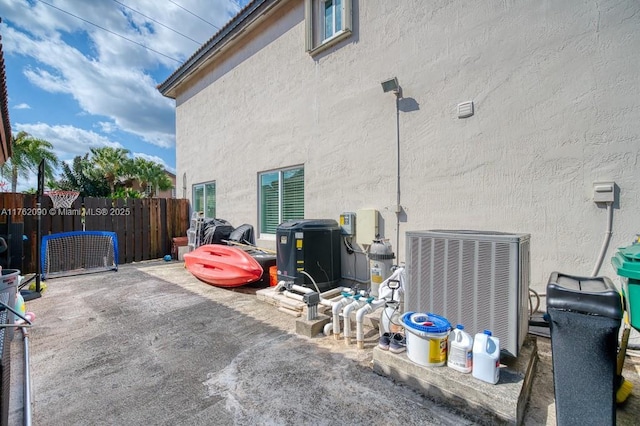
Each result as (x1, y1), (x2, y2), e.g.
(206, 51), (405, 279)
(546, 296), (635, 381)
(405, 230), (530, 357)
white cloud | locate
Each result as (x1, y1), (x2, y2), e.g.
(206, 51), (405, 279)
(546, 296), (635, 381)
(14, 122), (124, 161)
(0, 0), (243, 150)
(14, 103), (31, 110)
(97, 121), (117, 133)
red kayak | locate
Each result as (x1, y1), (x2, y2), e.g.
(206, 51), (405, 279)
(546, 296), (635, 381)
(183, 245), (263, 287)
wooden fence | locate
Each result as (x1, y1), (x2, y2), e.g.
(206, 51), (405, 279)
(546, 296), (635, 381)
(0, 193), (190, 274)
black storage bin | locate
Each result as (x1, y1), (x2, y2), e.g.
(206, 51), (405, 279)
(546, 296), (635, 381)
(248, 253), (276, 287)
(276, 219), (341, 292)
(546, 272), (623, 426)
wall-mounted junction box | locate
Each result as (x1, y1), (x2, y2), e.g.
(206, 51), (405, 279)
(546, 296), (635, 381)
(356, 209), (379, 246)
(593, 182), (615, 203)
(339, 212), (356, 236)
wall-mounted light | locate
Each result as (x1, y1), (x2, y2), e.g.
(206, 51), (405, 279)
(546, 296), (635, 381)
(381, 77), (400, 95)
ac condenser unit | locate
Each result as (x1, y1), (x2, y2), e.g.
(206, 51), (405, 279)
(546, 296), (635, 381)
(405, 230), (530, 357)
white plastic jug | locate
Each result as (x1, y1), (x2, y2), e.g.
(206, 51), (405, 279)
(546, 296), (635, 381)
(472, 330), (500, 384)
(447, 324), (473, 373)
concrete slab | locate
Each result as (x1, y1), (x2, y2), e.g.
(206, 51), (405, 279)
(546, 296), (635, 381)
(6, 261), (640, 425)
(295, 313), (331, 337)
(373, 336), (538, 425)
(9, 262), (479, 425)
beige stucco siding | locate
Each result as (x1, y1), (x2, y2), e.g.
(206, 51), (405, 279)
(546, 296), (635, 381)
(173, 0), (640, 293)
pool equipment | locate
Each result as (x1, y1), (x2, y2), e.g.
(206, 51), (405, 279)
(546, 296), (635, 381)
(332, 293), (355, 338)
(355, 297), (386, 348)
(404, 230), (530, 357)
(402, 312), (451, 367)
(276, 220), (342, 292)
(342, 296), (368, 345)
(379, 268), (405, 335)
(368, 239), (395, 297)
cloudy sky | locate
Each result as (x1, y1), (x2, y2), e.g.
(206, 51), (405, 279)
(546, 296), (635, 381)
(1, 0), (249, 190)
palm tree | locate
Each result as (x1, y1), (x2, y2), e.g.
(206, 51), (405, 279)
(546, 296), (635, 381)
(51, 154), (110, 197)
(132, 157), (172, 197)
(1, 131), (59, 192)
(89, 147), (132, 195)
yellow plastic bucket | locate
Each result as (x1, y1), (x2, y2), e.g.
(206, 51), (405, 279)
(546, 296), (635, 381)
(402, 312), (451, 367)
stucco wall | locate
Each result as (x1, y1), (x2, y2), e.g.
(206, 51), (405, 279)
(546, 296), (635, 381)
(174, 0), (640, 293)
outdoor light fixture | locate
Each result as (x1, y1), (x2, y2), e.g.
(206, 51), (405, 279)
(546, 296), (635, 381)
(381, 77), (400, 94)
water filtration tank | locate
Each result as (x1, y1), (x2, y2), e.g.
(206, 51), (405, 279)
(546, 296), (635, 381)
(368, 239), (395, 297)
(276, 219), (341, 292)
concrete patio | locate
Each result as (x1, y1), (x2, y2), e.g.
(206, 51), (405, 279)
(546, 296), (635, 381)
(7, 261), (640, 425)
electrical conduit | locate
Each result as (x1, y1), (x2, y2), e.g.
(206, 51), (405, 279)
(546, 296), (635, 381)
(591, 202), (614, 277)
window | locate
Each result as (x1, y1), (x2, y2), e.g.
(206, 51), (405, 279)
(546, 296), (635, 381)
(259, 166), (304, 236)
(193, 181), (216, 218)
(323, 0), (342, 40)
(305, 0), (352, 54)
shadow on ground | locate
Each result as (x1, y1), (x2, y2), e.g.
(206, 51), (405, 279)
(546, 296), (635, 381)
(9, 261), (640, 426)
(15, 262), (475, 426)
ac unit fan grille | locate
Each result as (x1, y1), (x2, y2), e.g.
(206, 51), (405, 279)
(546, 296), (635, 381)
(405, 230), (530, 357)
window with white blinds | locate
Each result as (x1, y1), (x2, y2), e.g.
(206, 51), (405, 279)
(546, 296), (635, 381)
(259, 166), (304, 236)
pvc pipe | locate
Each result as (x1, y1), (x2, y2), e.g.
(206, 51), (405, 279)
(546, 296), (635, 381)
(356, 299), (387, 349)
(320, 295), (344, 308)
(323, 322), (333, 336)
(320, 293), (347, 307)
(287, 285), (343, 307)
(343, 299), (367, 345)
(23, 326), (31, 426)
(591, 202), (614, 277)
(332, 297), (352, 338)
(290, 284), (313, 294)
(321, 287), (350, 298)
(355, 304), (373, 348)
(320, 297), (340, 308)
(282, 290), (304, 302)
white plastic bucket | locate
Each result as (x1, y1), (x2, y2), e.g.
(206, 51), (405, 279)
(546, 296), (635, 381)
(472, 330), (500, 384)
(401, 312), (451, 367)
(448, 324), (473, 373)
